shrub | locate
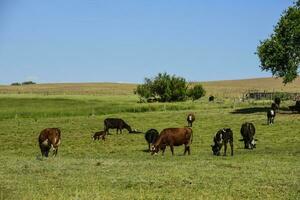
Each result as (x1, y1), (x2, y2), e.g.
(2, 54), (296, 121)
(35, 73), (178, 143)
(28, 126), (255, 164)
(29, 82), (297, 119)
(135, 73), (188, 102)
(22, 81), (36, 85)
(11, 82), (21, 86)
(188, 84), (206, 101)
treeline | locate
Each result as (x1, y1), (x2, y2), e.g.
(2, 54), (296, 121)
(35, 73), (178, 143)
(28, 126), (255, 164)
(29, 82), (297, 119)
(11, 81), (36, 86)
(135, 72), (206, 102)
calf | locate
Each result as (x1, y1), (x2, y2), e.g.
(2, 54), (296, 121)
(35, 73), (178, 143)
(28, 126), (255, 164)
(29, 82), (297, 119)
(151, 127), (193, 156)
(144, 129), (159, 151)
(93, 130), (106, 141)
(209, 96), (215, 102)
(211, 128), (233, 156)
(104, 118), (132, 134)
(267, 109), (276, 125)
(187, 113), (195, 127)
(38, 128), (61, 157)
(240, 122), (256, 149)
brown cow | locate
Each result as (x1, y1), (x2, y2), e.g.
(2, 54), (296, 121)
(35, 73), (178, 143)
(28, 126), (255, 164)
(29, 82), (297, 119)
(92, 130), (106, 141)
(38, 128), (61, 157)
(187, 113), (195, 127)
(151, 127), (193, 156)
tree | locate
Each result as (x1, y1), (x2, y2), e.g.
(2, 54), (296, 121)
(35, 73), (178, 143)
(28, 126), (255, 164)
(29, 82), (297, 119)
(135, 73), (206, 102)
(188, 84), (206, 101)
(257, 0), (300, 84)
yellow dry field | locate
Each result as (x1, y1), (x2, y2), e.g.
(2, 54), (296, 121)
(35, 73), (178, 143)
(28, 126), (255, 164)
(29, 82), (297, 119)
(1, 77), (299, 97)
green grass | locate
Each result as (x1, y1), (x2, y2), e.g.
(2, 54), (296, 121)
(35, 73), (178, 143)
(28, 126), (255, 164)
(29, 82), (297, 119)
(0, 94), (299, 199)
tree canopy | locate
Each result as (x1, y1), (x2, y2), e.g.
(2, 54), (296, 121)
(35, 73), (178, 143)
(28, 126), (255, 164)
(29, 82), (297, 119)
(257, 0), (300, 84)
(135, 73), (206, 102)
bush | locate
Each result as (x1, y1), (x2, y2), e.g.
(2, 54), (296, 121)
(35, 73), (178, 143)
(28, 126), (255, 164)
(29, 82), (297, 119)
(188, 84), (206, 101)
(22, 81), (36, 85)
(11, 82), (21, 86)
(135, 73), (188, 102)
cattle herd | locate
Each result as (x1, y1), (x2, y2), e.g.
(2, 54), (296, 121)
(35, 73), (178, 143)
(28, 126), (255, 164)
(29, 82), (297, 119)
(38, 99), (281, 158)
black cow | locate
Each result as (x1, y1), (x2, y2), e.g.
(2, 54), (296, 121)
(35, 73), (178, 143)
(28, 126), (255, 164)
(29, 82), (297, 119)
(267, 109), (276, 125)
(144, 129), (159, 151)
(104, 118), (132, 134)
(240, 122), (256, 149)
(271, 102), (279, 111)
(211, 128), (233, 156)
(274, 97), (281, 108)
(209, 96), (215, 102)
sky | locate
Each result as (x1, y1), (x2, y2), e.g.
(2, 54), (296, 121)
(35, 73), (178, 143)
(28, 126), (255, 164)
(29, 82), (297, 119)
(0, 0), (295, 84)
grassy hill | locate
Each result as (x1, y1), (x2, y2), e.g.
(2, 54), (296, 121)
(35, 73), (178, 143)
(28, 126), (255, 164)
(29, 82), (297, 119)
(1, 77), (300, 97)
(0, 77), (299, 199)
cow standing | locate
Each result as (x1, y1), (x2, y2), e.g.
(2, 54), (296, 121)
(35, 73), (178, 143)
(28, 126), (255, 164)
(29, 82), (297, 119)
(187, 113), (195, 127)
(38, 128), (61, 157)
(151, 127), (193, 156)
(274, 97), (281, 108)
(104, 118), (132, 134)
(267, 109), (276, 125)
(211, 128), (233, 156)
(240, 122), (256, 149)
(209, 96), (215, 102)
(144, 129), (159, 151)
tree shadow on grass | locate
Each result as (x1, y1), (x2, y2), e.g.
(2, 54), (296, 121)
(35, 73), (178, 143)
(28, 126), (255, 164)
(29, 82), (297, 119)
(231, 107), (269, 114)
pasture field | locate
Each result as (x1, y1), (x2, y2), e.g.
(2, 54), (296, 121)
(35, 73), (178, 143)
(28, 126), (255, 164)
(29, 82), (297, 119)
(0, 86), (299, 199)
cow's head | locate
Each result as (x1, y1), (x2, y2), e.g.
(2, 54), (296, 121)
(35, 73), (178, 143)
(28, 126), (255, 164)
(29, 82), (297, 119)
(211, 129), (225, 156)
(150, 144), (159, 155)
(211, 143), (221, 156)
(250, 139), (257, 149)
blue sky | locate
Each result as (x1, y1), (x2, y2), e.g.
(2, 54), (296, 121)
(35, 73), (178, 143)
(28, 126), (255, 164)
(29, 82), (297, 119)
(0, 0), (294, 84)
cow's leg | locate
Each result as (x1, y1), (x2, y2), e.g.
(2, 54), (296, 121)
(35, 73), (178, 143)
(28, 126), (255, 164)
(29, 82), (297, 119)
(52, 144), (58, 157)
(184, 145), (190, 155)
(244, 140), (248, 149)
(161, 145), (166, 156)
(170, 145), (174, 156)
(230, 141), (233, 156)
(53, 148), (58, 157)
(223, 142), (227, 156)
(148, 143), (150, 152)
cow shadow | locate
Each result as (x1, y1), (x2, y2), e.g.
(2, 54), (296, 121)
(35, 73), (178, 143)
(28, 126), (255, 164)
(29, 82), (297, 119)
(231, 107), (269, 114)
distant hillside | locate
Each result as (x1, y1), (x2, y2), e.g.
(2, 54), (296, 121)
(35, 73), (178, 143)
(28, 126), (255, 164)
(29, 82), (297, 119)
(200, 77), (300, 97)
(0, 77), (299, 97)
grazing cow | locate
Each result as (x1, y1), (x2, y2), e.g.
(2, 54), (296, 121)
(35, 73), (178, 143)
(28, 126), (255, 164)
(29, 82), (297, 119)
(274, 97), (281, 108)
(144, 129), (159, 151)
(211, 128), (233, 156)
(267, 109), (276, 125)
(38, 128), (61, 157)
(289, 100), (300, 113)
(187, 113), (195, 127)
(209, 96), (215, 102)
(93, 130), (106, 141)
(151, 127), (193, 156)
(104, 118), (132, 134)
(240, 122), (256, 149)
